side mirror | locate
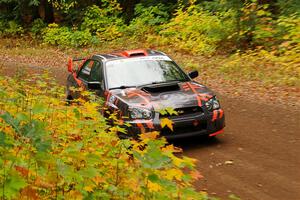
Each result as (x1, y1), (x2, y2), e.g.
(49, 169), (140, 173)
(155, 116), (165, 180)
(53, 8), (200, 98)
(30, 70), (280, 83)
(88, 81), (102, 90)
(67, 58), (73, 72)
(188, 70), (199, 79)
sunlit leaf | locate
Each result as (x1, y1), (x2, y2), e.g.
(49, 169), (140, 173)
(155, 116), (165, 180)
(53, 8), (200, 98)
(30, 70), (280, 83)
(148, 181), (162, 192)
(160, 118), (173, 131)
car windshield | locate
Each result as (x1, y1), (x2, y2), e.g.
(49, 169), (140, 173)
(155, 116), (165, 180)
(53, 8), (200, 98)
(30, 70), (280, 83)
(106, 57), (189, 89)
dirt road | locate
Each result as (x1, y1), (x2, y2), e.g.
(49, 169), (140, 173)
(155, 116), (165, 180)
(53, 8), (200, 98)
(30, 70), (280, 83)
(1, 64), (300, 200)
(177, 97), (300, 200)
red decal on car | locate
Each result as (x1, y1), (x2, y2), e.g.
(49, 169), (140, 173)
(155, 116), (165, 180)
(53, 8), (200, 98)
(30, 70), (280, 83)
(218, 109), (224, 119)
(127, 91), (150, 104)
(105, 92), (111, 106)
(146, 121), (154, 129)
(73, 73), (82, 86)
(136, 123), (145, 132)
(198, 93), (212, 101)
(189, 82), (203, 89)
(182, 83), (190, 91)
(187, 82), (202, 106)
(121, 49), (148, 57)
(114, 98), (119, 106)
(196, 96), (202, 107)
(212, 110), (218, 121)
(209, 129), (224, 137)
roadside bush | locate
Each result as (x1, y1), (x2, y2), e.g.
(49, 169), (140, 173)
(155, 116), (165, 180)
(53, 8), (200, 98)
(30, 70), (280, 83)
(30, 18), (47, 38)
(0, 73), (208, 199)
(126, 3), (170, 38)
(0, 20), (24, 37)
(42, 23), (99, 47)
(218, 49), (300, 86)
(0, 20), (5, 35)
(276, 0), (300, 17)
(276, 15), (300, 52)
(158, 4), (235, 55)
(81, 2), (124, 41)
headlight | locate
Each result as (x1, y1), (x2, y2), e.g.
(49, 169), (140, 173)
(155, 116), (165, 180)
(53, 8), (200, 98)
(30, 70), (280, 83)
(205, 96), (220, 111)
(128, 107), (152, 119)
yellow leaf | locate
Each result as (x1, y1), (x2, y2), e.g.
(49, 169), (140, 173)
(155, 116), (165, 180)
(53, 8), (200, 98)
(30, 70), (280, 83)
(171, 155), (184, 167)
(160, 118), (173, 131)
(165, 168), (184, 181)
(162, 144), (182, 153)
(148, 181), (162, 192)
(68, 190), (83, 199)
(84, 186), (94, 192)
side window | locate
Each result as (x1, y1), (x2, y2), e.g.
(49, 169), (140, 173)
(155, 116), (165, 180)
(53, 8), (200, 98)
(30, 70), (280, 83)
(89, 61), (103, 82)
(77, 60), (94, 81)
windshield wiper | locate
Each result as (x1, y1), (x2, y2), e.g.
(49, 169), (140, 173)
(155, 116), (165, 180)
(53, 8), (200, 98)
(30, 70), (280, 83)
(138, 80), (185, 88)
(109, 85), (136, 90)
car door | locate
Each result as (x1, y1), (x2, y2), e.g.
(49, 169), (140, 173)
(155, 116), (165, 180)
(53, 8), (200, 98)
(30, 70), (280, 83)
(77, 59), (105, 97)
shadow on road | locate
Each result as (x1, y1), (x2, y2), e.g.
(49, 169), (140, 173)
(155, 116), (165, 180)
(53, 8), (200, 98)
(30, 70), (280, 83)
(169, 135), (225, 151)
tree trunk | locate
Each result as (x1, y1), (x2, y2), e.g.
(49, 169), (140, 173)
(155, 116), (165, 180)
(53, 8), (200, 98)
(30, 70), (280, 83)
(39, 0), (54, 23)
(119, 0), (141, 24)
(20, 0), (39, 24)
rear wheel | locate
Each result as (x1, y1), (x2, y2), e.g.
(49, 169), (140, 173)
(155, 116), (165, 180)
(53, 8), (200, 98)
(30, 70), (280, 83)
(66, 89), (74, 104)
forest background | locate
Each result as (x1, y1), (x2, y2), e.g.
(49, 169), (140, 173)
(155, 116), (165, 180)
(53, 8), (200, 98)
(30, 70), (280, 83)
(0, 0), (299, 87)
(0, 0), (299, 199)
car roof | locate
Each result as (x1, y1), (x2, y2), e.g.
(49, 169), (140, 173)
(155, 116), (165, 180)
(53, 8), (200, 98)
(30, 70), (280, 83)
(92, 49), (168, 62)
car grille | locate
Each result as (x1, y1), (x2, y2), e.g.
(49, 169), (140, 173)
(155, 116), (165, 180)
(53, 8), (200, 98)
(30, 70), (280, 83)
(161, 121), (207, 136)
(159, 106), (202, 118)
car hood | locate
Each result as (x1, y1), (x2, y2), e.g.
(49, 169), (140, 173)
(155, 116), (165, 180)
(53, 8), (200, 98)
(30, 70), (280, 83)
(110, 81), (214, 111)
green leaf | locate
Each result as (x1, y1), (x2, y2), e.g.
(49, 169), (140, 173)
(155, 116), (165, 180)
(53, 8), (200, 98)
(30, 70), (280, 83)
(73, 108), (81, 119)
(159, 109), (168, 115)
(148, 174), (160, 183)
(0, 131), (6, 146)
(32, 103), (47, 114)
(0, 131), (13, 148)
(79, 167), (98, 178)
(15, 113), (29, 122)
(4, 174), (27, 199)
(35, 139), (51, 152)
(0, 112), (21, 134)
(229, 194), (241, 200)
(165, 107), (178, 116)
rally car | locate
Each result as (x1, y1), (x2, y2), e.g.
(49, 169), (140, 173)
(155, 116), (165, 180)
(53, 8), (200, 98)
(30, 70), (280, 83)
(66, 49), (225, 139)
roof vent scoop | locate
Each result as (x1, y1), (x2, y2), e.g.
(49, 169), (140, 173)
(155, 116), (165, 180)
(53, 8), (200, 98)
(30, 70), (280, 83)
(141, 82), (180, 93)
(122, 49), (148, 57)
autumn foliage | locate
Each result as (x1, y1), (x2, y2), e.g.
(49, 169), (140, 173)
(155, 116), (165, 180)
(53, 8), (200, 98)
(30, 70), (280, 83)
(0, 73), (209, 199)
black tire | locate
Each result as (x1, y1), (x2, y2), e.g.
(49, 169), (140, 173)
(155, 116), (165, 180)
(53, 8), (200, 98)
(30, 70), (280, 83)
(66, 89), (74, 105)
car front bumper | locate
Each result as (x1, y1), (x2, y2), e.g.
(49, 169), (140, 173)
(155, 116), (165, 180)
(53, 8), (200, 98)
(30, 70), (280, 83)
(119, 109), (225, 140)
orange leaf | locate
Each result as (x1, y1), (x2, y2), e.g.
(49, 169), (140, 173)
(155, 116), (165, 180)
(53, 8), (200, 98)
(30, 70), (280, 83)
(140, 131), (159, 140)
(93, 176), (104, 185)
(190, 170), (204, 180)
(21, 186), (39, 200)
(15, 166), (29, 177)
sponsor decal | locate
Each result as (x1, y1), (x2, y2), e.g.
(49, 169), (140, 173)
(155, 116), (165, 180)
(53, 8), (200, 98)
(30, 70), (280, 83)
(106, 56), (172, 65)
(109, 95), (116, 104)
